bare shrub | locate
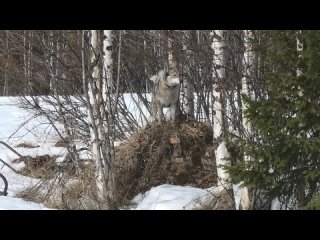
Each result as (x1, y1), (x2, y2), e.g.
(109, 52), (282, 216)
(17, 161), (105, 209)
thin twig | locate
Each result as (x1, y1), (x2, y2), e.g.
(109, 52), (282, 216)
(0, 158), (18, 173)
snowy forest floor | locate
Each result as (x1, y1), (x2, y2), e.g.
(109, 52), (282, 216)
(0, 96), (242, 210)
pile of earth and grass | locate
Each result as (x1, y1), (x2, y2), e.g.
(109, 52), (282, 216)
(114, 120), (217, 204)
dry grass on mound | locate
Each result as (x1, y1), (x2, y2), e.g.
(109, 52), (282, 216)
(12, 154), (57, 179)
(114, 120), (217, 203)
(15, 120), (219, 209)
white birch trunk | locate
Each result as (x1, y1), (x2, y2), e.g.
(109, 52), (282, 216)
(239, 30), (253, 210)
(197, 30), (202, 78)
(296, 30), (305, 207)
(211, 30), (232, 191)
(102, 30), (116, 204)
(182, 30), (194, 119)
(167, 32), (180, 119)
(82, 31), (104, 207)
(103, 30), (113, 94)
(296, 32), (303, 78)
(168, 35), (177, 70)
(89, 30), (106, 198)
(85, 30), (116, 208)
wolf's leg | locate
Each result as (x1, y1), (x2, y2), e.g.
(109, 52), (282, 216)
(171, 102), (176, 122)
(158, 104), (164, 123)
(151, 98), (158, 122)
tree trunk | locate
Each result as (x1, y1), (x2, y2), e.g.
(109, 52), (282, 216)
(84, 30), (117, 209)
(102, 30), (117, 207)
(89, 30), (107, 203)
(168, 32), (177, 70)
(27, 31), (33, 92)
(239, 30), (253, 210)
(182, 30), (194, 119)
(143, 30), (149, 92)
(296, 30), (306, 208)
(49, 31), (57, 95)
(3, 30), (9, 96)
(23, 31), (27, 93)
(211, 30), (233, 193)
(167, 31), (181, 119)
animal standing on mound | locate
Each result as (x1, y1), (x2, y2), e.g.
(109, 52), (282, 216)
(150, 65), (181, 123)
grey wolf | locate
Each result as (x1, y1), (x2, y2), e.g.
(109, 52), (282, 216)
(150, 67), (181, 122)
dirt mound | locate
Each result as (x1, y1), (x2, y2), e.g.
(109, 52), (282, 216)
(114, 120), (217, 202)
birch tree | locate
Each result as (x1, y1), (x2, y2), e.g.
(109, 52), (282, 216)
(102, 30), (117, 207)
(239, 30), (253, 210)
(182, 30), (194, 119)
(211, 30), (233, 195)
(295, 30), (305, 207)
(83, 30), (117, 209)
(168, 31), (177, 70)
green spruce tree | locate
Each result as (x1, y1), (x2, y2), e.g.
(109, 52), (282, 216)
(227, 30), (320, 209)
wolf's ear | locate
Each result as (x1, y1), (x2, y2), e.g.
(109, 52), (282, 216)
(159, 69), (166, 81)
(150, 75), (158, 83)
(150, 70), (161, 82)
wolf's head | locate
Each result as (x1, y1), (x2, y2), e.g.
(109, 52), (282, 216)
(164, 69), (180, 87)
(151, 68), (180, 87)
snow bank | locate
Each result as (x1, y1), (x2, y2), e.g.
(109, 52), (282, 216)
(0, 196), (51, 210)
(132, 184), (220, 210)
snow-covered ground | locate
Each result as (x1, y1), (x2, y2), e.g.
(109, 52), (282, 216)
(131, 184), (242, 210)
(132, 184), (218, 210)
(0, 96), (242, 210)
(0, 196), (51, 210)
(0, 97), (64, 209)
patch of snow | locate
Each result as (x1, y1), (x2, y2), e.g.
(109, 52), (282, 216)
(0, 97), (65, 198)
(271, 198), (281, 210)
(0, 196), (51, 210)
(233, 183), (242, 210)
(132, 184), (219, 210)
